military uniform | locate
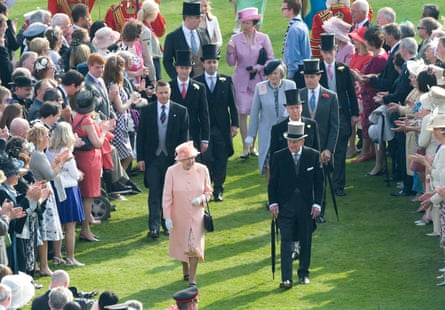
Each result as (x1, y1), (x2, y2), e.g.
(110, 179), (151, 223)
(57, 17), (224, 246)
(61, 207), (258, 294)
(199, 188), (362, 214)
(47, 0), (95, 16)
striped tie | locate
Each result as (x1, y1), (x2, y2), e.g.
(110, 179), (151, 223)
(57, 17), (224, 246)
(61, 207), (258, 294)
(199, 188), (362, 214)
(160, 105), (166, 124)
(282, 16), (298, 55)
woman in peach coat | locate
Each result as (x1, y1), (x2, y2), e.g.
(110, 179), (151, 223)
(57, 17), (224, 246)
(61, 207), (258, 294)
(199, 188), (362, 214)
(163, 141), (213, 287)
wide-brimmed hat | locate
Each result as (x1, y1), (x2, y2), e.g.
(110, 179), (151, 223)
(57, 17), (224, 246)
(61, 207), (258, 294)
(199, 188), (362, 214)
(175, 50), (193, 67)
(406, 59), (425, 76)
(300, 59), (323, 74)
(322, 16), (352, 43)
(264, 59), (283, 76)
(237, 7), (261, 22)
(175, 141), (200, 161)
(427, 113), (445, 130)
(422, 65), (445, 86)
(1, 273), (35, 309)
(23, 22), (48, 40)
(1, 157), (27, 178)
(182, 2), (202, 16)
(349, 26), (367, 44)
(75, 90), (97, 114)
(8, 76), (36, 88)
(422, 86), (445, 113)
(93, 27), (121, 50)
(320, 33), (336, 51)
(200, 44), (219, 61)
(283, 121), (308, 140)
(284, 89), (303, 106)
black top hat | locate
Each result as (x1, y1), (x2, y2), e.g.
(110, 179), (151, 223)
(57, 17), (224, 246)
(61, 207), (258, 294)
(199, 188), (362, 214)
(284, 89), (304, 106)
(283, 121), (308, 140)
(8, 76), (36, 88)
(182, 2), (202, 16)
(264, 59), (283, 76)
(75, 90), (97, 114)
(320, 33), (336, 51)
(173, 286), (199, 304)
(175, 50), (193, 67)
(200, 44), (220, 61)
(300, 59), (323, 75)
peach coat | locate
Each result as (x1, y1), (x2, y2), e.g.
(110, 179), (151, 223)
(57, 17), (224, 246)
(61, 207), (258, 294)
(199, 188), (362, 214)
(163, 162), (213, 262)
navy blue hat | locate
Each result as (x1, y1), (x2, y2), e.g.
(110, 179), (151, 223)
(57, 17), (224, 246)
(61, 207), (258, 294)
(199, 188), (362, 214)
(173, 286), (199, 304)
(264, 59), (282, 76)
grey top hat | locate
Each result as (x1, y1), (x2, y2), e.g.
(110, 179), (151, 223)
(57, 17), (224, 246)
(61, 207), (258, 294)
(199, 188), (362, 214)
(182, 2), (202, 16)
(201, 44), (220, 61)
(175, 50), (193, 67)
(320, 33), (336, 51)
(300, 59), (323, 75)
(284, 89), (304, 106)
(283, 121), (308, 140)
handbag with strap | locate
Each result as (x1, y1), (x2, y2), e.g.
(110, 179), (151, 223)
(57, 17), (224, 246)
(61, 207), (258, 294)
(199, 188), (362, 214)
(203, 201), (214, 232)
(72, 116), (94, 152)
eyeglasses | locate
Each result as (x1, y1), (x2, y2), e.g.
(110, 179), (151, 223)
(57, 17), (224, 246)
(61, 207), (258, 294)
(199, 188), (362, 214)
(281, 7), (289, 11)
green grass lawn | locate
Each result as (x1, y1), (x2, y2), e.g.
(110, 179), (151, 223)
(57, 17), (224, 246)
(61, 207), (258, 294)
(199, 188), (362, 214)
(8, 0), (445, 309)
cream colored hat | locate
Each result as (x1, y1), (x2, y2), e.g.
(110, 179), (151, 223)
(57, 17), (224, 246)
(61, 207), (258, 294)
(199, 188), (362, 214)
(422, 86), (445, 113)
(322, 16), (352, 43)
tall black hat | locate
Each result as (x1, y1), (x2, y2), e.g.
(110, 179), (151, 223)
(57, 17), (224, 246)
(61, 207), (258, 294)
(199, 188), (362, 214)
(300, 59), (323, 74)
(182, 2), (202, 16)
(175, 50), (193, 67)
(201, 44), (220, 61)
(284, 89), (304, 106)
(320, 33), (336, 51)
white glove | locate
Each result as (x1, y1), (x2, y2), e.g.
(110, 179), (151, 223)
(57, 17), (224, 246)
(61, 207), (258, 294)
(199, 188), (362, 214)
(165, 218), (173, 232)
(191, 195), (205, 206)
(245, 136), (254, 147)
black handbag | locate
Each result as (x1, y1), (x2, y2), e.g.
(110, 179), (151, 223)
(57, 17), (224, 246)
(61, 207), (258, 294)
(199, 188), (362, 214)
(203, 201), (214, 232)
(72, 116), (94, 152)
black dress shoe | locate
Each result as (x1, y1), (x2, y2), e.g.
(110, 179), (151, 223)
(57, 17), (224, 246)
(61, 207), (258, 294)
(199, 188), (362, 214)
(110, 181), (132, 194)
(214, 193), (223, 202)
(126, 179), (142, 194)
(149, 230), (159, 239)
(390, 190), (416, 197)
(240, 153), (249, 160)
(299, 277), (310, 285)
(316, 216), (326, 223)
(279, 280), (293, 289)
(163, 230), (170, 236)
(335, 189), (346, 196)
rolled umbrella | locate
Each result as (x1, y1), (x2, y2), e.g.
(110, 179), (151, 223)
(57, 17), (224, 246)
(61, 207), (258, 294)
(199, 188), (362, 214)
(324, 165), (339, 221)
(271, 218), (278, 280)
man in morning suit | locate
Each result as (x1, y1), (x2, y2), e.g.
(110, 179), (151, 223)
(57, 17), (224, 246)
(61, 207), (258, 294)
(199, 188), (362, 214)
(301, 58), (339, 223)
(195, 44), (239, 202)
(269, 121), (323, 288)
(169, 50), (210, 154)
(163, 1), (210, 79)
(137, 80), (189, 239)
(319, 33), (358, 197)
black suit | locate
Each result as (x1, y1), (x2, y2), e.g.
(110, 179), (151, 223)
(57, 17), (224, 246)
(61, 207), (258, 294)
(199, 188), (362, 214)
(194, 73), (239, 196)
(169, 79), (210, 150)
(268, 146), (323, 281)
(163, 26), (210, 79)
(136, 101), (189, 232)
(31, 290), (50, 310)
(369, 43), (400, 91)
(320, 62), (358, 191)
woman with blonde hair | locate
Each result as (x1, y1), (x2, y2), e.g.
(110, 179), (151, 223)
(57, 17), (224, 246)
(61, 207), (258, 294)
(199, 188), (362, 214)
(28, 37), (50, 56)
(46, 122), (85, 266)
(200, 0), (222, 49)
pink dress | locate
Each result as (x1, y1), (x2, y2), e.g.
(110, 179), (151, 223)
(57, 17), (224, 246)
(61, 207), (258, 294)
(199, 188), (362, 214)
(163, 162), (212, 262)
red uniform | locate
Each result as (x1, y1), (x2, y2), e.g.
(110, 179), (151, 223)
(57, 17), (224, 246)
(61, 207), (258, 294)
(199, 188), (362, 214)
(48, 0), (95, 16)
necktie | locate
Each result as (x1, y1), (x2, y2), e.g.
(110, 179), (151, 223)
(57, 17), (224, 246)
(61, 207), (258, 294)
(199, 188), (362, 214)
(282, 16), (298, 55)
(181, 83), (187, 99)
(209, 76), (215, 92)
(190, 31), (199, 55)
(292, 153), (299, 165)
(328, 64), (333, 80)
(310, 90), (316, 111)
(160, 105), (166, 124)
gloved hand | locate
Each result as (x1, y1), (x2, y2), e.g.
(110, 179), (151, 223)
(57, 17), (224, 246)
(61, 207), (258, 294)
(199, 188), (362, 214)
(244, 136), (254, 147)
(191, 195), (205, 207)
(165, 218), (173, 232)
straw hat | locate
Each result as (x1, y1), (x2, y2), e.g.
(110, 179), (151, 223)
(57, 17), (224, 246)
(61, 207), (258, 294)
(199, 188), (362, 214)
(175, 141), (200, 161)
(322, 17), (352, 43)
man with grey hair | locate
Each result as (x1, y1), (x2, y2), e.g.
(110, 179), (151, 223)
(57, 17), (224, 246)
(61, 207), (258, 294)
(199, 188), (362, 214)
(350, 0), (370, 29)
(0, 284), (11, 309)
(9, 118), (30, 139)
(376, 7), (396, 26)
(49, 287), (73, 310)
(50, 13), (72, 57)
(31, 270), (70, 310)
(17, 51), (38, 74)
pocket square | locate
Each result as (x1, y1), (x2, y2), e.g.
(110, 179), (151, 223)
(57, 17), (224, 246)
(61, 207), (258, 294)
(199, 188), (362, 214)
(306, 167), (314, 171)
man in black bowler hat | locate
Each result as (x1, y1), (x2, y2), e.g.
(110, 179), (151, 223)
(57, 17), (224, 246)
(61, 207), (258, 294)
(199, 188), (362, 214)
(169, 50), (210, 155)
(319, 33), (358, 197)
(300, 58), (339, 223)
(269, 121), (323, 288)
(163, 1), (210, 79)
(195, 44), (239, 202)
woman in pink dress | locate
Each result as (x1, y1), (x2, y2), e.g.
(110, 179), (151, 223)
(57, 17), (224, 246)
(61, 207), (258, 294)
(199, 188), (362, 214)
(226, 7), (273, 159)
(163, 141), (213, 287)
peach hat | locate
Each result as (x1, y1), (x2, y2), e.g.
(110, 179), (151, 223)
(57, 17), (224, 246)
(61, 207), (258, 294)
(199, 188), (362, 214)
(175, 141), (200, 161)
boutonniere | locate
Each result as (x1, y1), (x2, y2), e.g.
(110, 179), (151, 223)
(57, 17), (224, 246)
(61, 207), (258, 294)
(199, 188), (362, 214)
(193, 83), (200, 90)
(337, 66), (345, 71)
(322, 93), (329, 98)
(219, 77), (226, 83)
(306, 124), (311, 128)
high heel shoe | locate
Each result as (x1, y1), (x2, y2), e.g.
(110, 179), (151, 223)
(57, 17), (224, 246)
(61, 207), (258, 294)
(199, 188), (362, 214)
(366, 168), (385, 176)
(39, 269), (53, 277)
(53, 257), (66, 265)
(89, 219), (101, 225)
(239, 153), (249, 160)
(79, 234), (100, 242)
(65, 258), (85, 267)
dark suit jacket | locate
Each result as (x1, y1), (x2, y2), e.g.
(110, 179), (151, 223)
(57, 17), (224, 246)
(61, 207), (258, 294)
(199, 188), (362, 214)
(369, 43), (400, 91)
(320, 62), (358, 135)
(269, 117), (319, 162)
(163, 26), (210, 79)
(382, 60), (414, 105)
(136, 101), (189, 187)
(84, 73), (116, 120)
(301, 86), (339, 154)
(194, 73), (239, 157)
(169, 79), (210, 149)
(268, 146), (324, 218)
(31, 290), (50, 310)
